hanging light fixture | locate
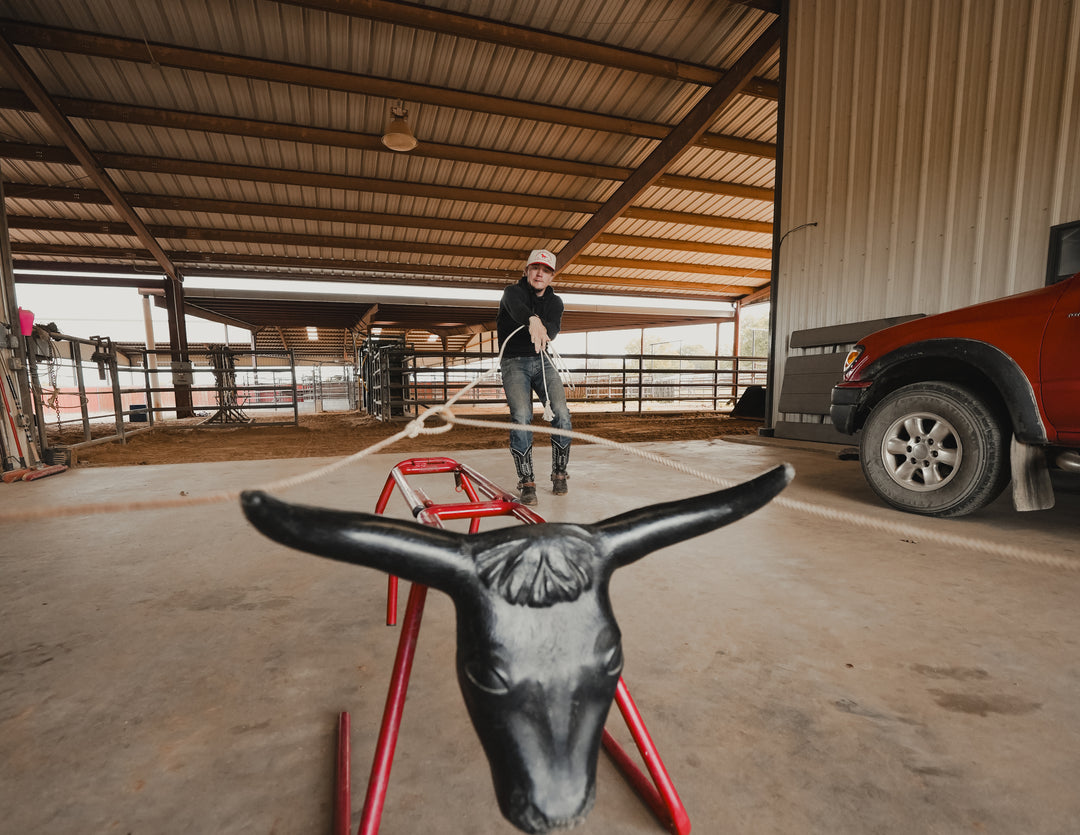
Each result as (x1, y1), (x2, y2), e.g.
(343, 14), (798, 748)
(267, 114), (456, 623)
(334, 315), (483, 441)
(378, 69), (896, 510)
(381, 100), (417, 152)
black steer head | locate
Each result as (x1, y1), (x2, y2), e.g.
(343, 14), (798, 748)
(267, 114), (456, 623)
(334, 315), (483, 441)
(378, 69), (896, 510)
(241, 463), (792, 833)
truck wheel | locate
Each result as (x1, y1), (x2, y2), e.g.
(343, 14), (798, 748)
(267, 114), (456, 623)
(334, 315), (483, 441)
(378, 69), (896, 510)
(859, 381), (1010, 517)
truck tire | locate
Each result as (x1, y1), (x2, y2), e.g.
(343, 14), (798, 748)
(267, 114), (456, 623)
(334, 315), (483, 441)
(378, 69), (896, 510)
(859, 381), (1010, 517)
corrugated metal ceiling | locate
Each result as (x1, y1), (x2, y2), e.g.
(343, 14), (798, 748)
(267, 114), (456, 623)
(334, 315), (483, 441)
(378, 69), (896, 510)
(0, 0), (779, 354)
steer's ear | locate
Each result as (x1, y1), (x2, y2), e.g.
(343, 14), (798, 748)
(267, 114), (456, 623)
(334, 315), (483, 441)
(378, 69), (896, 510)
(590, 464), (793, 567)
(241, 491), (474, 592)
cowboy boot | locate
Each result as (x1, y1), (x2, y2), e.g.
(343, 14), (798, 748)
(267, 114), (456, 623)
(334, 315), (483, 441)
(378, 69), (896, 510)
(511, 446), (537, 505)
(551, 440), (570, 496)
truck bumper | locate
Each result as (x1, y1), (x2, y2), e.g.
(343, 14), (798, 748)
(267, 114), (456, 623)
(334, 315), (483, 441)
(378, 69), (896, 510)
(829, 383), (870, 435)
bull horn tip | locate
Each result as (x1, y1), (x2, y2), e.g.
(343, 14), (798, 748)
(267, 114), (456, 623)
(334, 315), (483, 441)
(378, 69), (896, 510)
(767, 462), (796, 494)
(240, 490), (269, 510)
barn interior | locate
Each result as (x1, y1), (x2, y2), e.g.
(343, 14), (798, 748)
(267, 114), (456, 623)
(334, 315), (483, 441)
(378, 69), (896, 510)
(1, 2), (1079, 834)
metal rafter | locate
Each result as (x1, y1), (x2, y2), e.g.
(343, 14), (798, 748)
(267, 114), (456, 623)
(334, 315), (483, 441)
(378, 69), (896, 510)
(10, 249), (763, 298)
(1, 182), (774, 237)
(0, 1), (780, 345)
(6, 216), (773, 261)
(0, 35), (178, 282)
(275, 0), (779, 93)
(11, 264), (750, 303)
(739, 285), (771, 305)
(0, 20), (772, 143)
(0, 88), (777, 168)
(557, 20), (782, 271)
(0, 141), (769, 210)
(9, 238), (767, 282)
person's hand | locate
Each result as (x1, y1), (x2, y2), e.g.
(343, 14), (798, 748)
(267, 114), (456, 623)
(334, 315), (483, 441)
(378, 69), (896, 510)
(528, 315), (549, 353)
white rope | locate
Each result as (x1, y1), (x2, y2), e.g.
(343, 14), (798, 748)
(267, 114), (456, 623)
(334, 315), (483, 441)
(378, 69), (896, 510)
(2, 330), (1075, 573)
(538, 343), (575, 422)
(540, 348), (555, 421)
(442, 413), (1080, 572)
(545, 343), (575, 389)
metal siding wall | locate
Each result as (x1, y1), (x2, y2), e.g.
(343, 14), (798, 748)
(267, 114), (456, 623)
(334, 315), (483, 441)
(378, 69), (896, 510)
(774, 0), (1080, 428)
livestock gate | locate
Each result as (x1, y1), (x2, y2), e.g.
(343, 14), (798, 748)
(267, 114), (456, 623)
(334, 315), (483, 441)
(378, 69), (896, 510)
(359, 339), (767, 421)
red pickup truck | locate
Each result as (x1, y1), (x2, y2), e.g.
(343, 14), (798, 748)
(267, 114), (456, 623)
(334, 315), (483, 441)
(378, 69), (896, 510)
(830, 272), (1080, 517)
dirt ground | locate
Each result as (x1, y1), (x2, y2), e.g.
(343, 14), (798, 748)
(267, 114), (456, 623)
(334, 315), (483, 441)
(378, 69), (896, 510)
(49, 410), (763, 467)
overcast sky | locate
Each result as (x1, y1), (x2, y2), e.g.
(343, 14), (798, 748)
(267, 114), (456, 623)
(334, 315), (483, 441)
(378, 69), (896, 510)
(13, 273), (749, 355)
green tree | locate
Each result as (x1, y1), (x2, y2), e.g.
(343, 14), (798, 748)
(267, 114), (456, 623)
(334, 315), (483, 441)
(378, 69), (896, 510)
(622, 337), (711, 369)
(738, 303), (770, 357)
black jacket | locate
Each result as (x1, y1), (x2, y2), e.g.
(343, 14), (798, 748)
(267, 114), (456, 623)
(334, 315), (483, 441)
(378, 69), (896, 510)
(496, 277), (564, 358)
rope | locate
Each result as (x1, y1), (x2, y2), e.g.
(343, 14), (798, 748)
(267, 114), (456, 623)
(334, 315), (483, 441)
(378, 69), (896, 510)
(443, 413), (1080, 572)
(2, 330), (1075, 573)
(539, 342), (575, 422)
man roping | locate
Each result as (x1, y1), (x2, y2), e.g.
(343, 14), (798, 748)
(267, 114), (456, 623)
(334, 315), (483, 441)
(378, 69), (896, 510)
(496, 248), (572, 505)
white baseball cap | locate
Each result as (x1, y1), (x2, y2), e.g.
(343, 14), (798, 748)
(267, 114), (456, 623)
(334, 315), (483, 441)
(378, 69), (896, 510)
(525, 249), (557, 271)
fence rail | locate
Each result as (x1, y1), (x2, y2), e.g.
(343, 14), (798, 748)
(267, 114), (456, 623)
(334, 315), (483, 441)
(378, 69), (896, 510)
(29, 332), (307, 459)
(26, 332), (765, 463)
(361, 346), (767, 421)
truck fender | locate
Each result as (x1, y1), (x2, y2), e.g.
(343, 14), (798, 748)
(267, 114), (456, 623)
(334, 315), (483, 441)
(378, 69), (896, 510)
(862, 339), (1048, 444)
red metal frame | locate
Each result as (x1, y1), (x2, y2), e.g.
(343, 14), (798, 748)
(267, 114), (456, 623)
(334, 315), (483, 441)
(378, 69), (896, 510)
(333, 712), (350, 835)
(602, 679), (691, 834)
(337, 457), (690, 835)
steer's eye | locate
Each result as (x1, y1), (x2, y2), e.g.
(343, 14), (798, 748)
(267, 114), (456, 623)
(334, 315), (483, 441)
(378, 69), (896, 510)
(595, 627), (624, 677)
(465, 660), (511, 695)
(604, 644), (624, 677)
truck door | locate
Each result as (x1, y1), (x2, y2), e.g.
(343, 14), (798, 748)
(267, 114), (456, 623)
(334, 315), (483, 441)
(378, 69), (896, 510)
(1040, 275), (1080, 438)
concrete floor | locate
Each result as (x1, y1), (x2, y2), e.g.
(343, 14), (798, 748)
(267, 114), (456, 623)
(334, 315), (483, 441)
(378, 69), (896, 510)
(2, 436), (1078, 834)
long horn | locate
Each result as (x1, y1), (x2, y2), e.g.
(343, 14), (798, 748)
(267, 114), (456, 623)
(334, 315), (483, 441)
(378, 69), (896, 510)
(589, 464), (793, 567)
(240, 491), (475, 593)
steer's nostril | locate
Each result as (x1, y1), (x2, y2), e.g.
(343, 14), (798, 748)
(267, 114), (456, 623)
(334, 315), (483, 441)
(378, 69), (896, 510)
(506, 779), (595, 835)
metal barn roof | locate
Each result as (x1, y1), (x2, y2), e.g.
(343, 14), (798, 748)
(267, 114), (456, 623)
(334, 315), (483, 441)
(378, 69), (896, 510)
(0, 0), (778, 356)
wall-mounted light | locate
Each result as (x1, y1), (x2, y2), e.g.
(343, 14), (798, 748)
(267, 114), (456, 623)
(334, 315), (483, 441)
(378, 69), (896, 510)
(381, 100), (417, 152)
(306, 326), (318, 341)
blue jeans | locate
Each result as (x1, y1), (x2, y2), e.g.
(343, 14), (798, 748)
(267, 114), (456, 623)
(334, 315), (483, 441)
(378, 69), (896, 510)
(500, 354), (571, 470)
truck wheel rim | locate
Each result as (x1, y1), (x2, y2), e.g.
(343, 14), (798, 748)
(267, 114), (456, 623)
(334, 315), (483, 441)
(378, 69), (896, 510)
(879, 412), (962, 492)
